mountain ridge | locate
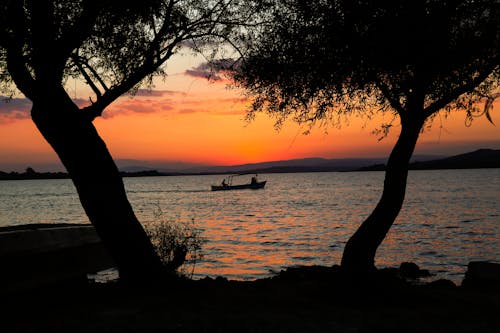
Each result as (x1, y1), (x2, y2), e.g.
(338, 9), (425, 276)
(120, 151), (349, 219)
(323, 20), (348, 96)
(356, 149), (500, 171)
(153, 154), (443, 174)
(2, 149), (497, 180)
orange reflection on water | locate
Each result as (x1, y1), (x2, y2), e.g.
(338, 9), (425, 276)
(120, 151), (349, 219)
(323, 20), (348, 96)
(121, 170), (498, 284)
(193, 211), (342, 280)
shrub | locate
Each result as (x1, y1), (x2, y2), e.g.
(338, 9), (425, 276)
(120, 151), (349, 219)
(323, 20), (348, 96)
(145, 206), (205, 278)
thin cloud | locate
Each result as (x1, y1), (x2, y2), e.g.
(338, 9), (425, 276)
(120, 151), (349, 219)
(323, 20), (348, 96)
(0, 110), (31, 124)
(102, 99), (175, 119)
(73, 98), (91, 108)
(184, 59), (241, 82)
(130, 89), (183, 97)
(219, 97), (248, 103)
(0, 97), (31, 124)
(185, 67), (222, 81)
(0, 96), (31, 113)
(1, 86), (247, 123)
(178, 108), (199, 114)
(211, 109), (246, 116)
(170, 94), (248, 116)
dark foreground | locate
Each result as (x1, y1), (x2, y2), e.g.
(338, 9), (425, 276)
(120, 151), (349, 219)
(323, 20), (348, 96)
(2, 266), (499, 333)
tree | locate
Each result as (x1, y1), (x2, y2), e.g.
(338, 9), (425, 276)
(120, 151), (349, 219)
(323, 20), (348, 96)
(232, 0), (499, 272)
(0, 0), (262, 281)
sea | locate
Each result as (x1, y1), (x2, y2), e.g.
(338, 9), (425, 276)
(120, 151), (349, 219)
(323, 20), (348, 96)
(1, 169), (499, 284)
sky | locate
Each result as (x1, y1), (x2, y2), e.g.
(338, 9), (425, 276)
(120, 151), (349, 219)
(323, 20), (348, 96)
(1, 51), (499, 172)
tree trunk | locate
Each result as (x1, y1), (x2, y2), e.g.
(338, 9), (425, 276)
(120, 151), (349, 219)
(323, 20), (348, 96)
(341, 111), (425, 272)
(30, 88), (163, 282)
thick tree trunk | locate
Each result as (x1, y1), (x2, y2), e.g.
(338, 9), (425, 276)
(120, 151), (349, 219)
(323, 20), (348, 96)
(341, 111), (425, 272)
(30, 88), (163, 281)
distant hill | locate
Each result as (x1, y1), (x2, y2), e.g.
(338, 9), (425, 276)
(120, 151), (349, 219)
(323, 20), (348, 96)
(0, 169), (168, 180)
(189, 157), (388, 174)
(116, 159), (208, 173)
(162, 154), (442, 174)
(2, 150), (496, 180)
(356, 149), (500, 171)
(0, 170), (69, 180)
(410, 149), (500, 170)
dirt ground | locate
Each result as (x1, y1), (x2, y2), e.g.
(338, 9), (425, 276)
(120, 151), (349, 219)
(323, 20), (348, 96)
(2, 265), (499, 333)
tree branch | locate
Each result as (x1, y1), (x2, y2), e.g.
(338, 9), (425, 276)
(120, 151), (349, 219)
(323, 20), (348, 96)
(71, 55), (103, 98)
(375, 79), (405, 115)
(424, 64), (499, 117)
(82, 34), (183, 120)
(81, 0), (259, 120)
(4, 2), (36, 100)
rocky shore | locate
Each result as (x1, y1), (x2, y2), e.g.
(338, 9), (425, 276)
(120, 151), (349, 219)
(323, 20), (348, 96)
(2, 263), (499, 333)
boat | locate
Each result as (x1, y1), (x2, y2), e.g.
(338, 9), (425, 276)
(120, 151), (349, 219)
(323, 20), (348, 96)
(211, 174), (267, 191)
(211, 181), (267, 191)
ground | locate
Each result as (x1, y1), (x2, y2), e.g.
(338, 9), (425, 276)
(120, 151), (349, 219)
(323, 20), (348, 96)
(2, 265), (499, 333)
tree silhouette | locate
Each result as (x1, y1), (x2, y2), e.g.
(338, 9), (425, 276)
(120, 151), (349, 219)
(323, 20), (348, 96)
(0, 0), (262, 281)
(232, 0), (499, 272)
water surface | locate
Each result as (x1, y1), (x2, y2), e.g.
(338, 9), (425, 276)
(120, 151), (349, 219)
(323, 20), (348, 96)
(1, 170), (498, 284)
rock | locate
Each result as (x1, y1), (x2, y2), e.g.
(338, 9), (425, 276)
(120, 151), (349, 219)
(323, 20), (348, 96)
(418, 269), (432, 277)
(399, 262), (432, 279)
(399, 262), (421, 279)
(427, 279), (457, 289)
(215, 276), (228, 283)
(462, 261), (500, 290)
(0, 224), (115, 293)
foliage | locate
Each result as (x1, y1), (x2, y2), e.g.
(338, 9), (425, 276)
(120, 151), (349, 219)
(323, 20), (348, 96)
(231, 0), (499, 133)
(145, 206), (205, 278)
(0, 0), (267, 118)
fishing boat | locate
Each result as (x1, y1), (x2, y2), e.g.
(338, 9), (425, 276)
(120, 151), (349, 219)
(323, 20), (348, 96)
(211, 174), (266, 191)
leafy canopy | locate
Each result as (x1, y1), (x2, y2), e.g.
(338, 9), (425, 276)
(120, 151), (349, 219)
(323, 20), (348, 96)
(232, 0), (499, 131)
(0, 0), (266, 118)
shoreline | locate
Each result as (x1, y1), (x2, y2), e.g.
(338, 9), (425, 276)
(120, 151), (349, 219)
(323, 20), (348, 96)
(0, 223), (492, 286)
(2, 149), (499, 179)
(1, 223), (498, 331)
(2, 165), (500, 181)
(2, 265), (499, 333)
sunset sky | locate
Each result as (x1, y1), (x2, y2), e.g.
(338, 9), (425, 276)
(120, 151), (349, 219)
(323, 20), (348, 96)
(1, 51), (499, 172)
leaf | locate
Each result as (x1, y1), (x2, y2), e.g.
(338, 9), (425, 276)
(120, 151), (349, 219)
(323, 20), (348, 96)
(484, 93), (499, 126)
(485, 108), (494, 125)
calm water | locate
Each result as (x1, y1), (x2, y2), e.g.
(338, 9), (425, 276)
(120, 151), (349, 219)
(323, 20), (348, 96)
(1, 170), (499, 284)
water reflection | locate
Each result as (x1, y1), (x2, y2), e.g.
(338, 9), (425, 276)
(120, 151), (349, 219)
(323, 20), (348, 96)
(1, 170), (498, 284)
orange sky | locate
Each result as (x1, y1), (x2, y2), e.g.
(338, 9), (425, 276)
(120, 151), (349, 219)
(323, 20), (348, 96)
(0, 53), (499, 172)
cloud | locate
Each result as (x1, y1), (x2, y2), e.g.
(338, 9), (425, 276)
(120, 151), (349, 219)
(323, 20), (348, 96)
(0, 96), (31, 124)
(184, 58), (241, 82)
(211, 58), (241, 71)
(102, 99), (175, 119)
(79, 89), (186, 118)
(129, 89), (182, 97)
(0, 85), (247, 123)
(185, 67), (222, 81)
(0, 96), (32, 113)
(73, 98), (91, 108)
(220, 97), (248, 103)
(212, 109), (246, 116)
(178, 108), (198, 114)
